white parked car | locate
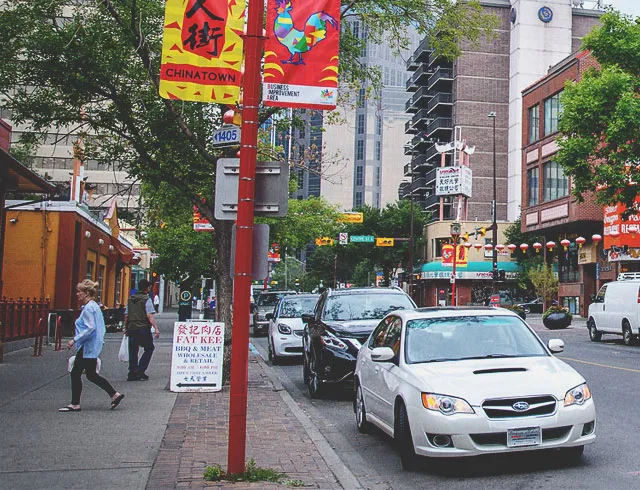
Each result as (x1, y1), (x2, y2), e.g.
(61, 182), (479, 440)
(267, 294), (319, 364)
(354, 308), (596, 470)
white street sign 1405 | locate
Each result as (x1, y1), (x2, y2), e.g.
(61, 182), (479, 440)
(212, 125), (240, 146)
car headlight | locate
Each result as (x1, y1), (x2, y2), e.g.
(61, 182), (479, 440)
(564, 383), (592, 407)
(277, 323), (292, 335)
(320, 332), (348, 351)
(422, 393), (475, 415)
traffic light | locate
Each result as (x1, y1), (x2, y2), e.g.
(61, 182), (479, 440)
(376, 237), (394, 247)
(315, 237), (334, 246)
(475, 227), (487, 239)
(151, 271), (158, 282)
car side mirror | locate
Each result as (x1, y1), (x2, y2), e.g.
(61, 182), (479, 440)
(548, 339), (564, 354)
(371, 346), (395, 362)
(265, 313), (274, 321)
(301, 313), (314, 324)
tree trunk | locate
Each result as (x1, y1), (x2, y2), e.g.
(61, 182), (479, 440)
(213, 218), (234, 384)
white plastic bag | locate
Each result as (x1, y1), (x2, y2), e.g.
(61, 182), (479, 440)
(68, 356), (101, 373)
(118, 335), (129, 362)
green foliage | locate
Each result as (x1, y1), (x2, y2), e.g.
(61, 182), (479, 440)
(203, 459), (287, 483)
(527, 265), (559, 311)
(556, 11), (640, 214)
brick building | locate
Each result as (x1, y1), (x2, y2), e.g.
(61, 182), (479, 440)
(520, 50), (611, 317)
(402, 0), (602, 306)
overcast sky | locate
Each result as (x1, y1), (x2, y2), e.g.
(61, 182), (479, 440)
(607, 0), (640, 16)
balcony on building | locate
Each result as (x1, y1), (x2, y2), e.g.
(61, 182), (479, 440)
(427, 67), (454, 92)
(410, 153), (435, 173)
(407, 64), (433, 90)
(412, 176), (427, 193)
(410, 134), (431, 153)
(403, 162), (413, 177)
(406, 54), (419, 72)
(424, 117), (453, 139)
(427, 93), (453, 115)
(398, 181), (411, 200)
(410, 109), (430, 130)
(405, 120), (417, 135)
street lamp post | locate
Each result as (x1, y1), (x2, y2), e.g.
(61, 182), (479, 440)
(488, 112), (498, 293)
(409, 155), (415, 300)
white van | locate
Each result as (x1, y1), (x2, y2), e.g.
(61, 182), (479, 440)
(588, 274), (640, 345)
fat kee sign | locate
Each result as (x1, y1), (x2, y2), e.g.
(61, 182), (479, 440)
(170, 320), (225, 392)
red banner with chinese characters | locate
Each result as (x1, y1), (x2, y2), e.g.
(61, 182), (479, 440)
(263, 0), (340, 109)
(603, 198), (640, 249)
(441, 244), (468, 268)
(159, 0), (245, 103)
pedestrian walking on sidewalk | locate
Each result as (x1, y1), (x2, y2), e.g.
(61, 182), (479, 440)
(59, 279), (125, 412)
(125, 279), (160, 381)
(153, 293), (160, 313)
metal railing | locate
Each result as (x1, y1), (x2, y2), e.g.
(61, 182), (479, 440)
(427, 93), (453, 113)
(0, 297), (51, 342)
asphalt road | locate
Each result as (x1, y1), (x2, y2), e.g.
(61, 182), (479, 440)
(252, 317), (640, 489)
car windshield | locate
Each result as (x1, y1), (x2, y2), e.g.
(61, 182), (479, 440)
(258, 293), (288, 307)
(324, 293), (414, 321)
(405, 315), (548, 364)
(279, 297), (319, 318)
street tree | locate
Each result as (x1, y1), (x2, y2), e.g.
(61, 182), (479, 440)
(527, 264), (559, 312)
(556, 11), (640, 213)
(503, 218), (544, 295)
(0, 0), (495, 374)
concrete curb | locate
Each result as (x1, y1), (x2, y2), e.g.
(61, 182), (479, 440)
(251, 343), (363, 490)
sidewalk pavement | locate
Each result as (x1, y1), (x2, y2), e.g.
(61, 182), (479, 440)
(0, 310), (361, 489)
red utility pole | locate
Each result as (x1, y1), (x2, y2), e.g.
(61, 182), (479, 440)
(227, 0), (265, 474)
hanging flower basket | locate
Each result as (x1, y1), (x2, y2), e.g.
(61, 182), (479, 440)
(542, 306), (572, 330)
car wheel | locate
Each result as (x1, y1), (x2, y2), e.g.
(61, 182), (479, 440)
(302, 351), (310, 385)
(395, 403), (421, 471)
(355, 383), (371, 434)
(588, 318), (602, 342)
(523, 306), (531, 315)
(268, 337), (279, 365)
(559, 445), (584, 464)
(623, 321), (635, 346)
(307, 350), (323, 399)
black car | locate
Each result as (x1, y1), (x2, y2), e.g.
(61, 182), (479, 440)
(301, 287), (416, 398)
(517, 297), (558, 314)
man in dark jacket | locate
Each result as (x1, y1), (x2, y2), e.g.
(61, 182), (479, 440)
(125, 279), (160, 381)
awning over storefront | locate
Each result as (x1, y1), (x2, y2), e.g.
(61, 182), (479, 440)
(416, 261), (520, 280)
(110, 236), (134, 264)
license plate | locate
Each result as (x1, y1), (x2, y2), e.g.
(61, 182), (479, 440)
(507, 427), (541, 447)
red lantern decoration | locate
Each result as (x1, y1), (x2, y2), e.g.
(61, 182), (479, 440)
(496, 244), (505, 252)
(546, 241), (556, 251)
(520, 243), (529, 254)
(533, 242), (543, 253)
(223, 109), (242, 126)
(463, 242), (472, 249)
(591, 234), (602, 244)
(484, 243), (494, 251)
(575, 236), (586, 249)
(507, 244), (517, 253)
(561, 239), (571, 251)
(473, 243), (483, 251)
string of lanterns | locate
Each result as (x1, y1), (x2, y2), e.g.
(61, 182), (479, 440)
(459, 235), (603, 254)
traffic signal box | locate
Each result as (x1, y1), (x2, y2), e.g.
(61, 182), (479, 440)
(315, 237), (335, 246)
(376, 238), (394, 247)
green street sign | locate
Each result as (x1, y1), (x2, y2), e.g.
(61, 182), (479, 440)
(350, 235), (375, 243)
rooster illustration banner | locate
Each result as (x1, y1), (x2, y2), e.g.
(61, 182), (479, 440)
(159, 0), (245, 103)
(263, 0), (340, 110)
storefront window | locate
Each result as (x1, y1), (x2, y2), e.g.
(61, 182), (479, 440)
(562, 296), (579, 315)
(559, 243), (579, 283)
(86, 261), (94, 280)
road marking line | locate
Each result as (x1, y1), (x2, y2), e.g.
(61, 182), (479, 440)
(559, 356), (640, 373)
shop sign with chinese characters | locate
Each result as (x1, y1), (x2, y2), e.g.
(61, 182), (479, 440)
(435, 166), (472, 197)
(170, 320), (225, 392)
